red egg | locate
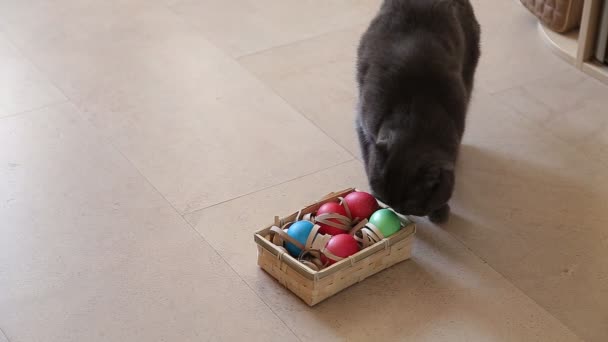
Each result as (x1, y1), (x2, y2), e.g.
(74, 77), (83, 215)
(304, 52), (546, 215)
(322, 234), (360, 265)
(316, 202), (349, 235)
(343, 191), (379, 220)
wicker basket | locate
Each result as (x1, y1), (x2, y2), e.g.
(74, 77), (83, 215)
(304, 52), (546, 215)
(254, 188), (416, 306)
(520, 0), (585, 33)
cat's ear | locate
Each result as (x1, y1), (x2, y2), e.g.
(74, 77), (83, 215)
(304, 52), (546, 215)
(375, 121), (394, 150)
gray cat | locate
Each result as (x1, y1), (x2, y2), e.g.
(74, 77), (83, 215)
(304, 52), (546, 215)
(356, 0), (481, 223)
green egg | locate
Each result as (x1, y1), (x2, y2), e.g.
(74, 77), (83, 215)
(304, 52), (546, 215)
(369, 209), (401, 237)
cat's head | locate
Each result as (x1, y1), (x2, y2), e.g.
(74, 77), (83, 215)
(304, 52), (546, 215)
(362, 106), (458, 218)
(367, 151), (455, 218)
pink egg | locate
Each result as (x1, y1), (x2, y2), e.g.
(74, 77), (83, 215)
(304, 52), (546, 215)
(343, 191), (379, 220)
(322, 234), (360, 265)
(316, 202), (349, 235)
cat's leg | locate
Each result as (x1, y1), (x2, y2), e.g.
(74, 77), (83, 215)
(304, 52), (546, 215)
(429, 203), (450, 223)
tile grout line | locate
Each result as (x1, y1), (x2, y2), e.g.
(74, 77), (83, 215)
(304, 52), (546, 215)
(234, 23), (366, 61)
(438, 223), (585, 341)
(233, 27), (365, 161)
(484, 63), (574, 95)
(164, 4), (361, 160)
(0, 99), (71, 121)
(0, 31), (73, 110)
(181, 157), (357, 216)
(487, 89), (608, 170)
(180, 210), (304, 342)
(165, 0), (367, 63)
(246, 80), (359, 160)
(0, 327), (11, 342)
(0, 27), (71, 119)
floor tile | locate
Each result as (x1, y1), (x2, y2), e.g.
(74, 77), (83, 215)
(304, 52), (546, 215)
(240, 27), (365, 159)
(494, 67), (608, 167)
(170, 0), (382, 57)
(186, 160), (581, 342)
(0, 102), (297, 342)
(1, 0), (607, 341)
(447, 91), (608, 342)
(469, 0), (572, 93)
(0, 33), (65, 118)
(0, 3), (352, 214)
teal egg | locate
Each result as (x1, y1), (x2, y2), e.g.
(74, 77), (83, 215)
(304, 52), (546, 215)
(285, 220), (315, 257)
(369, 209), (401, 237)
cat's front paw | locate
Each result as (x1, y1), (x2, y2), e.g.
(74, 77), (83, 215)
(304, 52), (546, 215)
(429, 204), (450, 224)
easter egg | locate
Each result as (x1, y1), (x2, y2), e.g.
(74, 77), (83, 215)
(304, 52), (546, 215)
(369, 209), (401, 237)
(343, 191), (378, 220)
(285, 220), (315, 257)
(322, 234), (360, 265)
(316, 202), (349, 235)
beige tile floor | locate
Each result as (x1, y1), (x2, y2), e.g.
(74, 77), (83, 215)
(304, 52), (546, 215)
(0, 0), (606, 341)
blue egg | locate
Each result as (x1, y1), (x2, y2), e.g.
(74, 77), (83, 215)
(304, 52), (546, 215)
(285, 220), (315, 257)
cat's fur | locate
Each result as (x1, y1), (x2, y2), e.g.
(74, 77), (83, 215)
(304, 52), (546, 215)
(356, 0), (480, 222)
